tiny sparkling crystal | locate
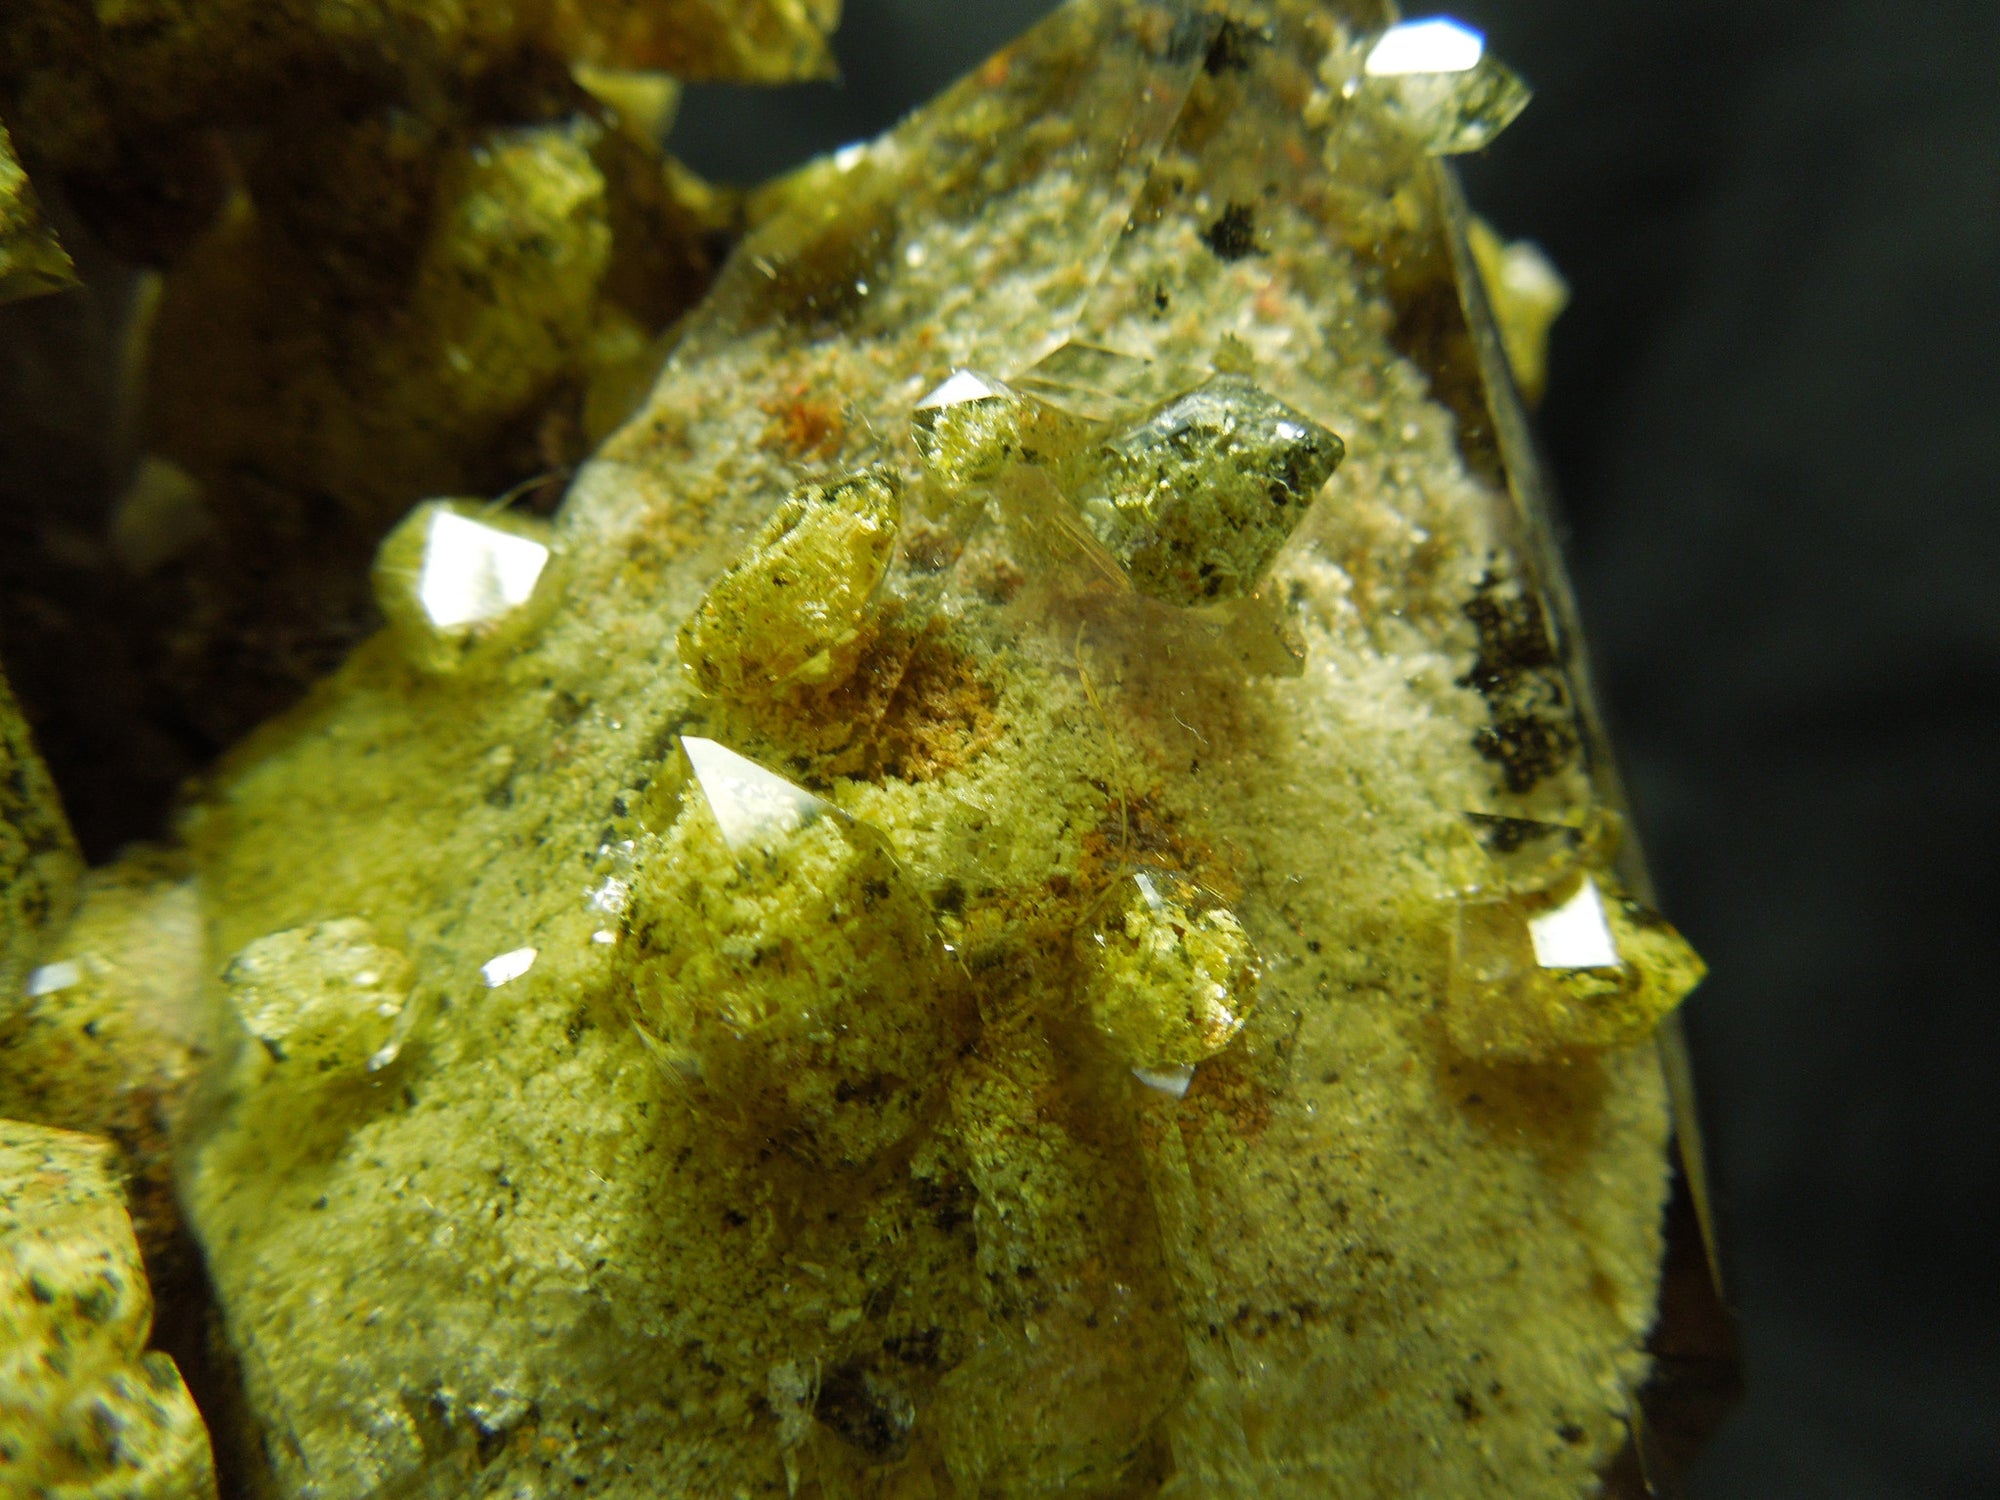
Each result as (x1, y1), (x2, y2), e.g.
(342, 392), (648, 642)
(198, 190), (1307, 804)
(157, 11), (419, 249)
(479, 947), (537, 987)
(1337, 15), (1533, 156)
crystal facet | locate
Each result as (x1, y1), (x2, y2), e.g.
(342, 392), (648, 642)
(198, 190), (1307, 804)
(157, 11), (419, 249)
(1080, 868), (1261, 1070)
(680, 734), (838, 855)
(1334, 16), (1533, 157)
(372, 501), (556, 674)
(1078, 374), (1345, 604)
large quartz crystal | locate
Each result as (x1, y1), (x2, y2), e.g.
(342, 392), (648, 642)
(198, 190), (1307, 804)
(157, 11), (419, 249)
(0, 2), (1719, 1496)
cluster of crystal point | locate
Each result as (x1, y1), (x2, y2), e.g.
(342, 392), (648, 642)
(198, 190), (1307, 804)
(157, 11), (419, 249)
(136, 4), (1718, 1498)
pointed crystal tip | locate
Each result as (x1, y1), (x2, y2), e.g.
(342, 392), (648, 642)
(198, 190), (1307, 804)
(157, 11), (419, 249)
(418, 510), (551, 629)
(916, 369), (1003, 410)
(681, 736), (834, 855)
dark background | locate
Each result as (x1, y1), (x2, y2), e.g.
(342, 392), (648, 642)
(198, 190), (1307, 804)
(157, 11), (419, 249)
(667, 2), (1999, 1495)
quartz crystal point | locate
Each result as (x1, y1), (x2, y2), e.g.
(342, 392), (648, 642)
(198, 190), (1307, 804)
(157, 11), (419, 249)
(1331, 16), (1533, 156)
(169, 3), (1724, 1496)
(372, 501), (556, 674)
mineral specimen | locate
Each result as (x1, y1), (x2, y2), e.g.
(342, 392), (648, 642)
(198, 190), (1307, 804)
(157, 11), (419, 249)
(0, 1119), (216, 1498)
(4, 2), (1717, 1496)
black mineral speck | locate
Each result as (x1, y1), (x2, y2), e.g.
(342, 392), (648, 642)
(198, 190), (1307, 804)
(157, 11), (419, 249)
(1203, 202), (1259, 261)
(1458, 571), (1578, 792)
(1204, 17), (1270, 74)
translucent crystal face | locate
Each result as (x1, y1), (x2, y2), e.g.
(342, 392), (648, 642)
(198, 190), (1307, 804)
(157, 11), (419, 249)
(371, 499), (556, 673)
(1079, 867), (1262, 1071)
(1330, 15), (1533, 157)
(680, 734), (836, 855)
(1081, 374), (1344, 603)
(415, 510), (550, 630)
(678, 468), (902, 700)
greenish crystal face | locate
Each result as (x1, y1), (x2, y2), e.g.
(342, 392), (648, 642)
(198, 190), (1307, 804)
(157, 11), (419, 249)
(0, 3), (1715, 1498)
(1081, 374), (1344, 604)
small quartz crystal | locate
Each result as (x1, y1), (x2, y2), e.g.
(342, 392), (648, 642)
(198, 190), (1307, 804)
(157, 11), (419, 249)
(1078, 868), (1261, 1071)
(1332, 16), (1532, 157)
(678, 467), (901, 700)
(1075, 374), (1343, 604)
(372, 501), (555, 674)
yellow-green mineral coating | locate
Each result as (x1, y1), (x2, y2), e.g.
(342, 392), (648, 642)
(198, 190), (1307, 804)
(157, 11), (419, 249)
(625, 769), (968, 1169)
(1079, 869), (1259, 1071)
(0, 1120), (216, 1498)
(157, 3), (1702, 1496)
(678, 466), (902, 698)
(0, 668), (81, 1005)
(0, 119), (75, 304)
(0, 853), (204, 1268)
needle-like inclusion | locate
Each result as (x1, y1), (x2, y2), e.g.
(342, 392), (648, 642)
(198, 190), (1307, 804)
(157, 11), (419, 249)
(156, 4), (1722, 1496)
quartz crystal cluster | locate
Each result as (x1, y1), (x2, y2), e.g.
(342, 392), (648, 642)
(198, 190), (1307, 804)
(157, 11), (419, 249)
(0, 3), (1718, 1498)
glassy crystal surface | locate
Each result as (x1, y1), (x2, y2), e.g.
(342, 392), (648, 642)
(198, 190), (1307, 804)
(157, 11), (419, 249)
(681, 734), (839, 854)
(371, 501), (556, 673)
(1079, 374), (1345, 603)
(1330, 16), (1533, 156)
(37, 3), (1739, 1496)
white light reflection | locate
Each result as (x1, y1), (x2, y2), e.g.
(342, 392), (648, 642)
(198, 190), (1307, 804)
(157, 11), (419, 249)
(1527, 876), (1621, 970)
(1364, 18), (1486, 77)
(481, 947), (539, 987)
(417, 511), (550, 630)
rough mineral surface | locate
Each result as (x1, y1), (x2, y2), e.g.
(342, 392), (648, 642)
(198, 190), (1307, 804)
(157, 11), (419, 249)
(0, 1119), (216, 1498)
(0, 851), (205, 1269)
(0, 0), (792, 850)
(0, 668), (81, 1005)
(148, 2), (1704, 1497)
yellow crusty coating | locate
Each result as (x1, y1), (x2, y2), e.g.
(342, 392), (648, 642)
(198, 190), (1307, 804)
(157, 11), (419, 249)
(679, 466), (903, 700)
(0, 1119), (216, 1498)
(625, 784), (969, 1169)
(0, 852), (204, 1269)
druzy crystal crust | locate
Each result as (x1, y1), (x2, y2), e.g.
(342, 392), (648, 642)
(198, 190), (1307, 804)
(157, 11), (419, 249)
(0, 2), (1725, 1497)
